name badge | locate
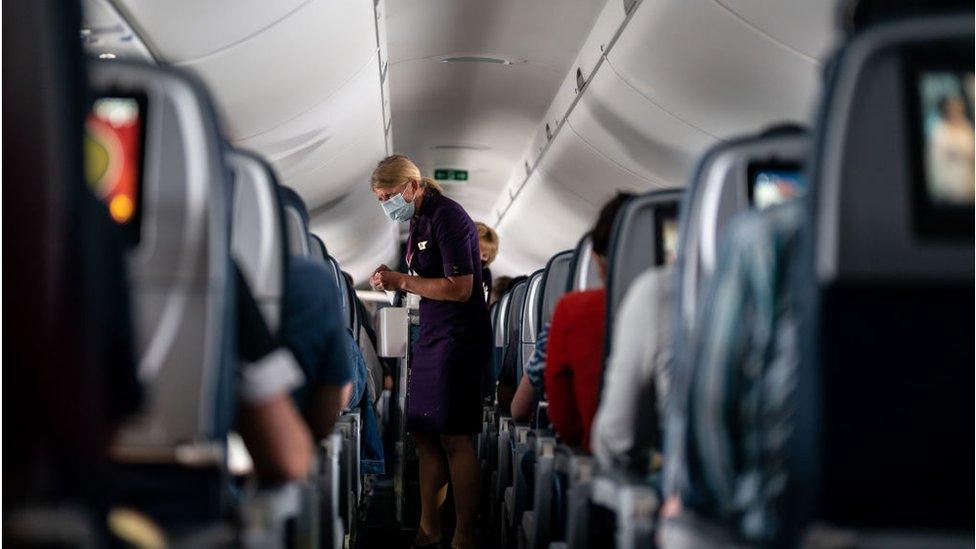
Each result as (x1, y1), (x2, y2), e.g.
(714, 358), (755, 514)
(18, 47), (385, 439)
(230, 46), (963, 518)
(418, 241), (428, 251)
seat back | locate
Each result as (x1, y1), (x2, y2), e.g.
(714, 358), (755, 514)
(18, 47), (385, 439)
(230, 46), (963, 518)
(309, 233), (328, 264)
(567, 234), (601, 292)
(280, 186), (311, 258)
(674, 128), (809, 355)
(539, 250), (574, 326)
(229, 150), (288, 335)
(90, 60), (235, 467)
(503, 279), (530, 381)
(604, 189), (683, 359)
(800, 11), (974, 531)
(518, 270), (545, 382)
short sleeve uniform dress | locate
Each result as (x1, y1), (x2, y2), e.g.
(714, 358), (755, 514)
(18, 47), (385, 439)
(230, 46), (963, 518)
(406, 190), (492, 434)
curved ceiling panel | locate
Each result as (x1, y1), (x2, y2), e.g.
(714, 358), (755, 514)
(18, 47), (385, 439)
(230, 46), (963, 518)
(608, 0), (822, 139)
(173, 0), (377, 138)
(116, 0), (308, 61)
(567, 65), (719, 187)
(234, 53), (385, 205)
(287, 125), (388, 208)
(714, 0), (838, 61)
(309, 184), (400, 283)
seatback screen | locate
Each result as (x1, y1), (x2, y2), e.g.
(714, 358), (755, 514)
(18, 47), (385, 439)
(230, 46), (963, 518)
(85, 95), (146, 246)
(748, 162), (805, 210)
(918, 71), (974, 206)
(654, 204), (679, 267)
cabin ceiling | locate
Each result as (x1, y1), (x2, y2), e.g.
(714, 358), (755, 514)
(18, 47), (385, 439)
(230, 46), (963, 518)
(385, 0), (609, 223)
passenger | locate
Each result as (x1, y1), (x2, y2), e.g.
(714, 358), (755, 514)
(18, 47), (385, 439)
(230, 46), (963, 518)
(283, 256), (354, 440)
(234, 266), (314, 482)
(475, 221), (499, 300)
(510, 322), (550, 422)
(368, 154), (491, 549)
(591, 266), (672, 474)
(926, 93), (975, 204)
(543, 193), (633, 452)
(342, 328), (386, 476)
(490, 275), (513, 307)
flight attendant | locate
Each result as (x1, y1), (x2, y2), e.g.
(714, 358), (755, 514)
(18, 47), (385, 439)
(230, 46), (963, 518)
(369, 154), (491, 549)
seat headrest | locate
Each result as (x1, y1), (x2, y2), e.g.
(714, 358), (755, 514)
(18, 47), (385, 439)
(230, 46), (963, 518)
(812, 14), (974, 285)
(279, 186), (311, 258)
(89, 59), (235, 459)
(568, 234), (602, 292)
(606, 188), (683, 320)
(326, 255), (354, 332)
(310, 233), (329, 261)
(839, 0), (973, 36)
(505, 279), (529, 346)
(229, 150), (287, 334)
(676, 129), (809, 337)
(494, 291), (512, 347)
(540, 250), (574, 326)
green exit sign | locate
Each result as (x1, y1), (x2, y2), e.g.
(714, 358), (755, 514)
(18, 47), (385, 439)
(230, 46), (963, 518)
(434, 169), (468, 181)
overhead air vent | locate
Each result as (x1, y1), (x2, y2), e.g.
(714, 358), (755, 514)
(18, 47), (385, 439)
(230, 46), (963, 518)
(545, 123), (552, 141)
(440, 55), (522, 66)
(576, 68), (586, 93)
(431, 144), (490, 151)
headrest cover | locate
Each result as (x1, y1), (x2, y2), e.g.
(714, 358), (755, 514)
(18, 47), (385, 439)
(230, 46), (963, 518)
(569, 234), (602, 292)
(229, 151), (287, 333)
(540, 250), (574, 325)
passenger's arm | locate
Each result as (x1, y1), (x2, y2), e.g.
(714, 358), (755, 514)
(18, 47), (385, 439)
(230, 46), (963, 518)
(376, 271), (473, 302)
(592, 274), (656, 470)
(307, 382), (352, 440)
(238, 392), (314, 482)
(543, 308), (583, 446)
(510, 374), (536, 422)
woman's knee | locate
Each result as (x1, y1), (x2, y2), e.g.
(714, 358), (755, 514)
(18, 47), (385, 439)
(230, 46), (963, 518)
(439, 434), (474, 458)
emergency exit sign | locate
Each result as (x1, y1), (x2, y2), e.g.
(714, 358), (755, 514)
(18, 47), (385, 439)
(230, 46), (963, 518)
(434, 169), (468, 181)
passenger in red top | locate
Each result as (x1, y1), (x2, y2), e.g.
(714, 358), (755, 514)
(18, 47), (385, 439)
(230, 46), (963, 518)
(544, 193), (634, 452)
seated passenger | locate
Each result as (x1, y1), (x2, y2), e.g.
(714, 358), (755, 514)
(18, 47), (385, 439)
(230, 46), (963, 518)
(490, 275), (513, 307)
(342, 328), (386, 475)
(510, 322), (549, 422)
(591, 267), (672, 474)
(543, 193), (633, 451)
(234, 265), (314, 482)
(475, 221), (499, 300)
(282, 255), (354, 440)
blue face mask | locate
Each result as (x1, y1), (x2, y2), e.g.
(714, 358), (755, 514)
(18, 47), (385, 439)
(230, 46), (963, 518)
(381, 191), (415, 223)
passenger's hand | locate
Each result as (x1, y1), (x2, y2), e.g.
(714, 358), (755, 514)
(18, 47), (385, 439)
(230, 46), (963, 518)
(373, 270), (404, 291)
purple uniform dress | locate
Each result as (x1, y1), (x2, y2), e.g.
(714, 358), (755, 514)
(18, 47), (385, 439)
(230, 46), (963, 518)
(406, 190), (492, 434)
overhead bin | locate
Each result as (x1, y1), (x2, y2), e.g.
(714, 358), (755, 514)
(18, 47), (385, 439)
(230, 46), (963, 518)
(573, 0), (627, 85)
(606, 0), (822, 139)
(565, 65), (718, 187)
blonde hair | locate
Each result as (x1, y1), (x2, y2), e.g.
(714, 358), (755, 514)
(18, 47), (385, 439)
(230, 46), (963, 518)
(370, 154), (444, 194)
(475, 221), (499, 265)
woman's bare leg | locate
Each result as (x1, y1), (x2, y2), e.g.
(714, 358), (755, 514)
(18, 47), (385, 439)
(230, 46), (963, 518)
(413, 432), (450, 543)
(440, 434), (481, 549)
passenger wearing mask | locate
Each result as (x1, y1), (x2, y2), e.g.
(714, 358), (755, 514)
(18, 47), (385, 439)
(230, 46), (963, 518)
(368, 154), (491, 549)
(544, 193), (633, 452)
(475, 221), (499, 300)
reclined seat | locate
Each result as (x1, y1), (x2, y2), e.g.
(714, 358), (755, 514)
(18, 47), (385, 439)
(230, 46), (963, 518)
(89, 59), (237, 535)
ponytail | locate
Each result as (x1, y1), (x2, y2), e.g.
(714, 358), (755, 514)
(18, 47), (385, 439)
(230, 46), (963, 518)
(421, 177), (444, 194)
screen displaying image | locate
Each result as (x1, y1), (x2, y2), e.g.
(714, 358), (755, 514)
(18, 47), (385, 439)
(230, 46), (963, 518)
(85, 96), (145, 244)
(919, 71), (975, 206)
(751, 168), (806, 210)
(660, 217), (679, 266)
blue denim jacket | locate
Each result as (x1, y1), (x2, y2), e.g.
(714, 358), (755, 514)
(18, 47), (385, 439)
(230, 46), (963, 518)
(345, 330), (386, 476)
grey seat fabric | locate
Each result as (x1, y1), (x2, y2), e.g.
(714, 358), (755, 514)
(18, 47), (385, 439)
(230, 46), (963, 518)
(280, 186), (311, 258)
(795, 11), (974, 535)
(540, 250), (574, 325)
(518, 270), (545, 383)
(567, 234), (601, 292)
(309, 233), (328, 264)
(229, 151), (288, 335)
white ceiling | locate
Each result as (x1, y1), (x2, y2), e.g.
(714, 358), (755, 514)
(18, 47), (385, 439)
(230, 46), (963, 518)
(385, 0), (610, 223)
